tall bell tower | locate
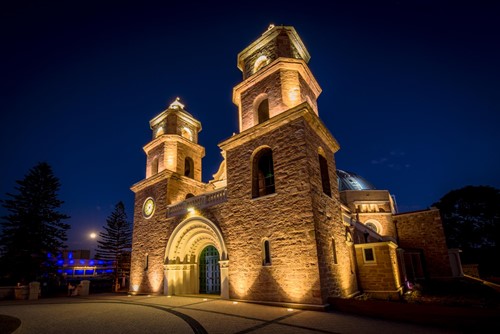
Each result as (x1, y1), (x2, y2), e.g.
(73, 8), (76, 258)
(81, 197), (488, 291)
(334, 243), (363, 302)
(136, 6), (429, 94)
(129, 98), (207, 293)
(220, 25), (359, 304)
(233, 24), (322, 132)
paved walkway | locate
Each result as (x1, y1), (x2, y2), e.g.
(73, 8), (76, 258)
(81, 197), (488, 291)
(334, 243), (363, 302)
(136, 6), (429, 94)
(0, 294), (461, 334)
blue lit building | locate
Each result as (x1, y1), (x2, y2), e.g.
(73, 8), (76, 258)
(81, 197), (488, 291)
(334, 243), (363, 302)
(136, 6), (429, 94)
(54, 250), (115, 279)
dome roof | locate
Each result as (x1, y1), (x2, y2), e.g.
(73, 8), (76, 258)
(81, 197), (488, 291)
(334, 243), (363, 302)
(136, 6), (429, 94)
(336, 169), (376, 191)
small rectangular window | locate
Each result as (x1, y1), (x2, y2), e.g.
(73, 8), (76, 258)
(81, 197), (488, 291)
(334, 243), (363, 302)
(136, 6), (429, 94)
(263, 240), (271, 266)
(363, 248), (375, 263)
(332, 238), (338, 264)
(144, 254), (149, 271)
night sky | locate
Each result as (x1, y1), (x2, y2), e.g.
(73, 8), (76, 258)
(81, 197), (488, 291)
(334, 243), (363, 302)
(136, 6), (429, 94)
(1, 1), (499, 251)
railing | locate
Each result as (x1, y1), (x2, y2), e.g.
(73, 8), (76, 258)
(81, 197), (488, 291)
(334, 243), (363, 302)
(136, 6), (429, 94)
(167, 187), (227, 217)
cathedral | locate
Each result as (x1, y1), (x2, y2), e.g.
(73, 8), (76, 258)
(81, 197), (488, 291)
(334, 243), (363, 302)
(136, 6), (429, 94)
(129, 25), (457, 307)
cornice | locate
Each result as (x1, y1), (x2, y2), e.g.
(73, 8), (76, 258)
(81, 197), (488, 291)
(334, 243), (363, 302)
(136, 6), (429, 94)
(233, 58), (321, 106)
(237, 25), (310, 71)
(143, 134), (205, 155)
(130, 169), (173, 193)
(219, 102), (339, 153)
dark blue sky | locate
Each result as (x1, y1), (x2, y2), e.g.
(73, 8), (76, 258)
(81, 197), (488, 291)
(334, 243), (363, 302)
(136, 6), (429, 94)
(1, 1), (499, 251)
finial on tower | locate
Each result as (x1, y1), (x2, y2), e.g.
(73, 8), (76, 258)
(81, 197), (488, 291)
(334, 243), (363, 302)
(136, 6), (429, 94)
(169, 97), (185, 110)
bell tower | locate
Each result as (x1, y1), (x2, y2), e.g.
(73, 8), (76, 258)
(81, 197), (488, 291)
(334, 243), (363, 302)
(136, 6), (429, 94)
(144, 97), (204, 183)
(130, 98), (207, 295)
(233, 24), (322, 132)
(131, 97), (206, 225)
(220, 25), (359, 304)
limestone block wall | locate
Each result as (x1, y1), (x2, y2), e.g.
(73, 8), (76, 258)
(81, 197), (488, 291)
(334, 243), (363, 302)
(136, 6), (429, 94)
(298, 75), (318, 114)
(166, 175), (207, 205)
(339, 190), (397, 238)
(145, 143), (165, 178)
(165, 114), (177, 135)
(394, 209), (452, 278)
(358, 213), (396, 238)
(238, 68), (318, 132)
(355, 242), (403, 299)
(240, 71), (288, 130)
(130, 177), (174, 294)
(222, 118), (324, 305)
(241, 31), (300, 79)
(303, 121), (359, 300)
(175, 140), (204, 182)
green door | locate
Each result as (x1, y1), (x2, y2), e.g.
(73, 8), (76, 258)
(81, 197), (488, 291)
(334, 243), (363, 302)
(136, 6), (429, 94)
(199, 245), (220, 294)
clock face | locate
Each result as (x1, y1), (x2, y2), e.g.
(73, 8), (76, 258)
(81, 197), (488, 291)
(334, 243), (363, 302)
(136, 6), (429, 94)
(142, 197), (155, 218)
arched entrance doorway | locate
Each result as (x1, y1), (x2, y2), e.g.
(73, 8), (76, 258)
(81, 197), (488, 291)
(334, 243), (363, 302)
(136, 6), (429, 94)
(199, 245), (220, 294)
(164, 216), (229, 298)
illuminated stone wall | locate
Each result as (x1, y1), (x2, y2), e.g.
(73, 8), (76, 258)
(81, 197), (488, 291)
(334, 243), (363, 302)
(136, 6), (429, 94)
(240, 71), (285, 129)
(130, 176), (173, 294)
(217, 112), (356, 305)
(222, 119), (321, 304)
(339, 190), (397, 238)
(394, 208), (452, 278)
(240, 29), (301, 79)
(355, 242), (403, 299)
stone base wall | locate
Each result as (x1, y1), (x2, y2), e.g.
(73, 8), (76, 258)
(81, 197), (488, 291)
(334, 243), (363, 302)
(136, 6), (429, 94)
(395, 208), (452, 278)
(355, 242), (403, 299)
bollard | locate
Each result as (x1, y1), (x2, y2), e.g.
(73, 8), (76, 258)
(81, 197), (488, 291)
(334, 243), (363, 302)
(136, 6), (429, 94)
(79, 280), (90, 296)
(29, 282), (40, 300)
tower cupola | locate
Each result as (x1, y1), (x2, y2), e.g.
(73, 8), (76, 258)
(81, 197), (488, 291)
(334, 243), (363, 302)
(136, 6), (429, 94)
(233, 25), (322, 132)
(143, 98), (205, 181)
(149, 97), (202, 143)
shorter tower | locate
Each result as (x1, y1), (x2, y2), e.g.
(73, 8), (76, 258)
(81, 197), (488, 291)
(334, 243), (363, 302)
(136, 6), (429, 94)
(129, 98), (207, 294)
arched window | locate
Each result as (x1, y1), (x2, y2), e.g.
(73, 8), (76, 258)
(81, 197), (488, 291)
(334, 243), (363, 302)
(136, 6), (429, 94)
(365, 219), (382, 234)
(184, 157), (194, 178)
(257, 98), (269, 124)
(181, 127), (193, 141)
(262, 239), (271, 266)
(318, 149), (331, 196)
(185, 193), (194, 199)
(252, 148), (275, 198)
(254, 55), (268, 73)
(155, 126), (164, 138)
(151, 157), (159, 176)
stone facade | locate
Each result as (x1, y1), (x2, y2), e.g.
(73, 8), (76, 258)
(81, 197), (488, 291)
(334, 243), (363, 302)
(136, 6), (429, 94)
(355, 242), (403, 299)
(129, 25), (455, 306)
(394, 208), (452, 279)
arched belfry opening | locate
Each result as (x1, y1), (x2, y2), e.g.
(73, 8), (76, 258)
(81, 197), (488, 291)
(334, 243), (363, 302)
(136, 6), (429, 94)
(257, 98), (270, 124)
(164, 217), (229, 298)
(252, 147), (275, 198)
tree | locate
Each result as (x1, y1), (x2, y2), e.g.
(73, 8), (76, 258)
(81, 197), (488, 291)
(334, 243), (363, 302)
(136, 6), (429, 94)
(432, 185), (500, 277)
(95, 201), (132, 291)
(0, 162), (70, 285)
